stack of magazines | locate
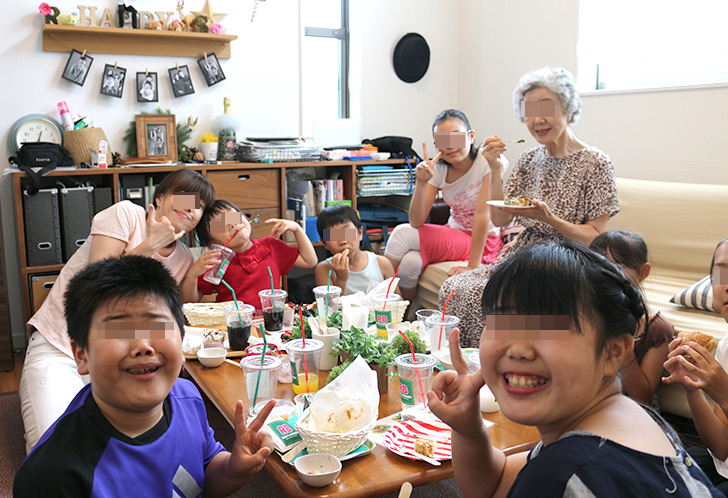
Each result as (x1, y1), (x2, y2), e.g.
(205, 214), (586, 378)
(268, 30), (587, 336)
(234, 138), (323, 163)
(356, 167), (414, 196)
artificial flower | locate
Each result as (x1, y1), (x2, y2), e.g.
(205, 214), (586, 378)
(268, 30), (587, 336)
(38, 2), (52, 15)
(209, 23), (227, 34)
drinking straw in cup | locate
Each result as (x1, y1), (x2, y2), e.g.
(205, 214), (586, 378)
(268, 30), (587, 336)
(439, 290), (456, 350)
(397, 330), (427, 410)
(395, 352), (436, 408)
(203, 244), (235, 285)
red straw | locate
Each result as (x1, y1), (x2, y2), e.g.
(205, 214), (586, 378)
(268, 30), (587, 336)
(438, 290), (456, 350)
(398, 330), (426, 410)
(383, 268), (400, 312)
(299, 306), (309, 384)
(222, 226), (243, 249)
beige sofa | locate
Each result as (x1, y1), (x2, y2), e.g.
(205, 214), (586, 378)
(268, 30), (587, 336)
(413, 177), (728, 417)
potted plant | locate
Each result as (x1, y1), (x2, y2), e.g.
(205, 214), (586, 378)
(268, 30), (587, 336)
(331, 326), (396, 394)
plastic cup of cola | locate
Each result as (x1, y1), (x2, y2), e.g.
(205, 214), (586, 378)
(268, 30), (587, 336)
(258, 289), (288, 333)
(426, 314), (460, 356)
(395, 353), (437, 407)
(202, 244), (236, 285)
(224, 303), (255, 351)
(285, 339), (324, 395)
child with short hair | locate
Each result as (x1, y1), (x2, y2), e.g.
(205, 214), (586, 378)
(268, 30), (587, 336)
(590, 230), (675, 405)
(14, 256), (275, 497)
(185, 200), (317, 308)
(315, 204), (396, 295)
(428, 241), (721, 497)
(663, 238), (728, 494)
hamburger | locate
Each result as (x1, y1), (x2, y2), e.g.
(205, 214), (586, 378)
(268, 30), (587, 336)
(677, 330), (716, 363)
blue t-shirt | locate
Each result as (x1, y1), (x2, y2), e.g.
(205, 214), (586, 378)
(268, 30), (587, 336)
(507, 431), (722, 497)
(14, 379), (225, 498)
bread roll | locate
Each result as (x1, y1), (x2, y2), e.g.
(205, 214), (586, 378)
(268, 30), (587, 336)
(677, 330), (716, 363)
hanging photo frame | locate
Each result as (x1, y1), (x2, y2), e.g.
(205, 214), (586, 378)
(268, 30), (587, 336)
(135, 114), (178, 162)
(62, 49), (93, 86)
(100, 64), (126, 98)
(197, 53), (226, 87)
(168, 65), (195, 98)
(136, 72), (159, 103)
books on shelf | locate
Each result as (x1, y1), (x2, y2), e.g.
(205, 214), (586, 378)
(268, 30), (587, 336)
(287, 179), (346, 220)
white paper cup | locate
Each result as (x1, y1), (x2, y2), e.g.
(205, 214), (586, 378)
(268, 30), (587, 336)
(311, 327), (340, 371)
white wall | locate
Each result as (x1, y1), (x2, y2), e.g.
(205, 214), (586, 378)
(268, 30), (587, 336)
(459, 0), (728, 184)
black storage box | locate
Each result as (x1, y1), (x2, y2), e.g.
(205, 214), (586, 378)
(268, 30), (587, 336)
(58, 186), (94, 262)
(23, 188), (62, 266)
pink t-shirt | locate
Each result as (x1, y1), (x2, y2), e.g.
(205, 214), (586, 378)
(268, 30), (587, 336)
(27, 201), (193, 358)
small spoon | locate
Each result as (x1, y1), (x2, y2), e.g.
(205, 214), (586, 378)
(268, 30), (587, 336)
(506, 139), (525, 143)
(400, 448), (441, 466)
(282, 441), (306, 463)
(398, 482), (413, 498)
(224, 358), (240, 368)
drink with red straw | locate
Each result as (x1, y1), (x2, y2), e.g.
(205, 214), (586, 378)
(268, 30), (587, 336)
(397, 330), (428, 410)
(438, 290), (455, 350)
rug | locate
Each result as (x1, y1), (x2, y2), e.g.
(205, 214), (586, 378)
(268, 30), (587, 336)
(0, 391), (25, 497)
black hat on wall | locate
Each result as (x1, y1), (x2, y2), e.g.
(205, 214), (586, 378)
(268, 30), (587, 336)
(392, 33), (430, 83)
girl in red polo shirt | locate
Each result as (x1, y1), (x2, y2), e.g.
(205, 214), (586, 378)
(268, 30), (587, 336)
(183, 200), (317, 308)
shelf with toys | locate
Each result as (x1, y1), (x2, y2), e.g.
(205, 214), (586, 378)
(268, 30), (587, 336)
(42, 24), (237, 59)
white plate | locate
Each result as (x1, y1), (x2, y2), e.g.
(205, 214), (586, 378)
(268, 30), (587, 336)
(383, 419), (452, 462)
(486, 200), (533, 209)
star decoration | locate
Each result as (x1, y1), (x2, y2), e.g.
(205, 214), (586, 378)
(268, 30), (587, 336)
(191, 0), (227, 26)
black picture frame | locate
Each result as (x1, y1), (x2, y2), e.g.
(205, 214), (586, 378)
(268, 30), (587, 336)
(197, 53), (226, 87)
(61, 49), (93, 86)
(168, 65), (195, 98)
(99, 64), (126, 98)
(136, 72), (159, 103)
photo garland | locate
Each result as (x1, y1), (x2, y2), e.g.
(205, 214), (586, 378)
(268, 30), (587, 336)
(59, 50), (224, 100)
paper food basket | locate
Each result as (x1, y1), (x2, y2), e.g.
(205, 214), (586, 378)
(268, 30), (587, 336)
(295, 409), (377, 457)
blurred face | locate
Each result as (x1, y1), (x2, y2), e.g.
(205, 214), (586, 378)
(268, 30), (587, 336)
(209, 208), (251, 249)
(433, 118), (475, 166)
(480, 314), (616, 431)
(73, 295), (184, 426)
(712, 243), (728, 322)
(522, 87), (571, 146)
(322, 221), (362, 254)
(156, 193), (204, 233)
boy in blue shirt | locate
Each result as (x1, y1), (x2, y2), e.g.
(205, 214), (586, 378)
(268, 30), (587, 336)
(14, 256), (275, 498)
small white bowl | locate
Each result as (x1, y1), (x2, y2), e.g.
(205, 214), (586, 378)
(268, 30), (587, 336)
(294, 453), (341, 487)
(196, 347), (227, 368)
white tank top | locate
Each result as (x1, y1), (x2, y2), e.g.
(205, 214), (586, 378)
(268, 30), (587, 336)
(325, 251), (384, 295)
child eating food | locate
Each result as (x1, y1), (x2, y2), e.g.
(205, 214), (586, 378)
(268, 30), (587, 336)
(663, 237), (728, 494)
(427, 241), (721, 497)
(315, 204), (396, 295)
(185, 199), (317, 308)
(14, 256), (275, 497)
(590, 230), (675, 406)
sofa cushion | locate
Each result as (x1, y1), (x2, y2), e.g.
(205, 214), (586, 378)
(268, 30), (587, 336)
(670, 275), (717, 313)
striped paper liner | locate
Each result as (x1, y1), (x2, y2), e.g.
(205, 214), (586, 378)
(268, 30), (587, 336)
(383, 419), (452, 461)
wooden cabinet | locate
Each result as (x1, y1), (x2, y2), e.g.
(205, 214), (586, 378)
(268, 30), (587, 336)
(0, 196), (14, 370)
(9, 160), (406, 321)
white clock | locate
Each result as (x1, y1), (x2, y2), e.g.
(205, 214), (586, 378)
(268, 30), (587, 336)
(7, 114), (64, 155)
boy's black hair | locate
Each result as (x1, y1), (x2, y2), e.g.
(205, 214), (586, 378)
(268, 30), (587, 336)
(589, 230), (648, 272)
(482, 241), (645, 355)
(316, 204), (362, 240)
(196, 199), (242, 247)
(64, 256), (186, 350)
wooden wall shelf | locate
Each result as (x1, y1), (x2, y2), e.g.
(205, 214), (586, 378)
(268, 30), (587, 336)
(42, 25), (237, 59)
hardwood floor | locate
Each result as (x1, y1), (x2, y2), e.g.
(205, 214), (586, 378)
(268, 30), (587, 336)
(0, 350), (23, 393)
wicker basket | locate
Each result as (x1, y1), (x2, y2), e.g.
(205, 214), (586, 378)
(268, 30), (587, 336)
(63, 128), (110, 165)
(295, 410), (376, 457)
(183, 301), (242, 327)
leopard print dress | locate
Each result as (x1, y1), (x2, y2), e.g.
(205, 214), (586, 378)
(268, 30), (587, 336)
(439, 145), (620, 347)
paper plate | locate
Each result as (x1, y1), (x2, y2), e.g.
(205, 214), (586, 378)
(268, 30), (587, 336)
(383, 419), (452, 461)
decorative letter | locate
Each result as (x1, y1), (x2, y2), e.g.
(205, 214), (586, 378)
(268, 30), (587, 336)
(98, 8), (115, 27)
(76, 5), (98, 27)
(155, 11), (174, 29)
(138, 11), (155, 29)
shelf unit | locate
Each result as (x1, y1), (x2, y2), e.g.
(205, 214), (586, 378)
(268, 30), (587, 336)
(42, 24), (238, 59)
(9, 159), (407, 321)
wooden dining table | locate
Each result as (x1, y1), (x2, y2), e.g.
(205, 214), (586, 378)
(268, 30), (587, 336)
(183, 357), (540, 498)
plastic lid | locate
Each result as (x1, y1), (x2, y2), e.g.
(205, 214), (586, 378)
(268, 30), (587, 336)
(395, 353), (436, 368)
(285, 338), (324, 353)
(249, 398), (294, 418)
(425, 314), (460, 326)
(224, 303), (255, 314)
(372, 293), (401, 303)
(258, 289), (288, 298)
(313, 285), (342, 295)
(240, 354), (282, 370)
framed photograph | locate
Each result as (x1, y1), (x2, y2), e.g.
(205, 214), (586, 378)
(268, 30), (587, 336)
(197, 53), (226, 87)
(135, 114), (178, 162)
(136, 72), (159, 103)
(99, 64), (126, 98)
(168, 65), (195, 98)
(62, 49), (93, 86)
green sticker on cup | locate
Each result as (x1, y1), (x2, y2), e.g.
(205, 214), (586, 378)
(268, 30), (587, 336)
(216, 258), (230, 277)
(400, 377), (415, 405)
(375, 310), (392, 338)
(290, 361), (298, 385)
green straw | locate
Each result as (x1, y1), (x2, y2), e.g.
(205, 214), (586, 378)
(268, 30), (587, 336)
(326, 269), (332, 320)
(221, 279), (246, 331)
(252, 323), (268, 408)
(267, 266), (276, 313)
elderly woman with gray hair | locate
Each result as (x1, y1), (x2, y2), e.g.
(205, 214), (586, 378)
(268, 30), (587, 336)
(439, 67), (620, 347)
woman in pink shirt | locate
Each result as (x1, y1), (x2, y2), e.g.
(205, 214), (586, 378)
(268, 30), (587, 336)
(20, 169), (215, 453)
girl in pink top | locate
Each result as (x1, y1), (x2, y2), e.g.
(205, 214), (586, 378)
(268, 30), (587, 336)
(20, 169), (215, 453)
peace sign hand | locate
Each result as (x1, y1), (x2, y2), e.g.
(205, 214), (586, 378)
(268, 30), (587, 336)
(415, 141), (442, 184)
